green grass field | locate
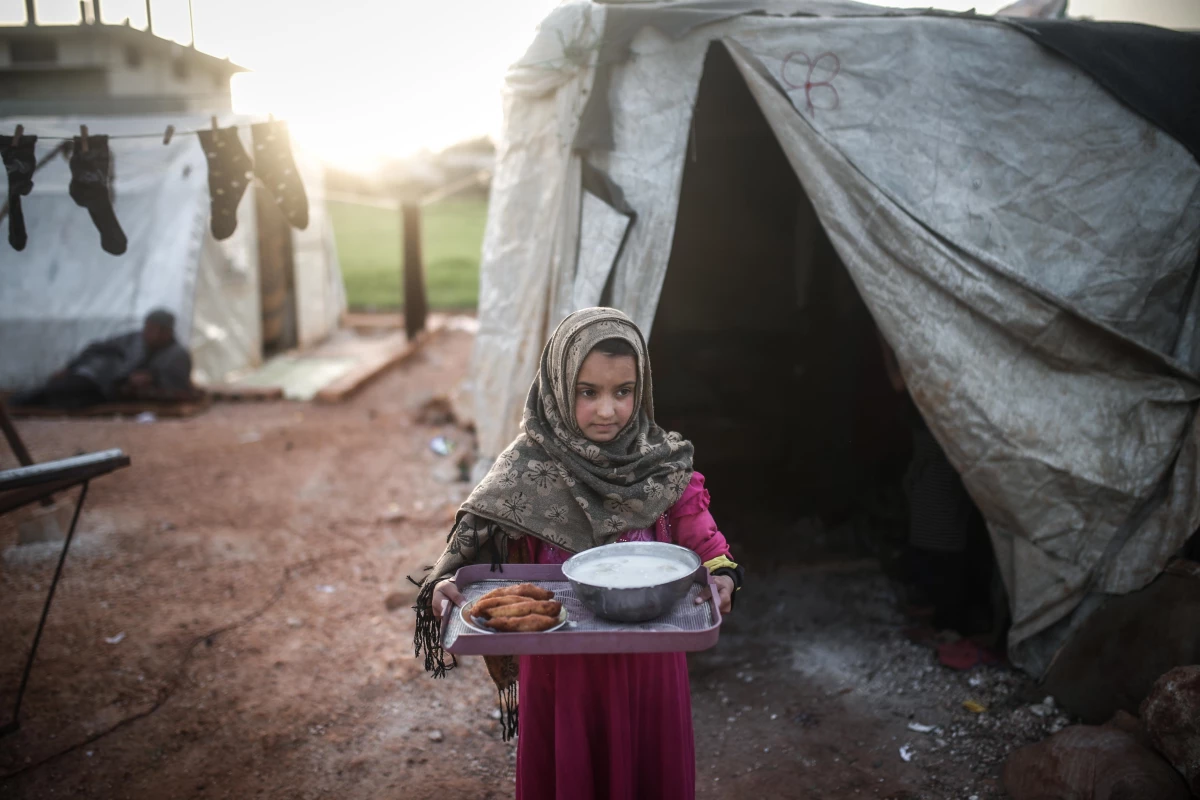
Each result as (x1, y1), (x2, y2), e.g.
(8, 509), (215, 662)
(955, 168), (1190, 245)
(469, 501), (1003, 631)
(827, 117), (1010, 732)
(331, 197), (487, 310)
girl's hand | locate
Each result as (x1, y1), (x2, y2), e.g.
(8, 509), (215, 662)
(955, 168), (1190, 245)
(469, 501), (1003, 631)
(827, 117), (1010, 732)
(431, 579), (465, 621)
(696, 575), (735, 615)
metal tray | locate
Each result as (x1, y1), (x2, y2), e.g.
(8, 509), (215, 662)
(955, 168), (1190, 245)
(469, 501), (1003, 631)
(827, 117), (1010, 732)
(442, 564), (722, 656)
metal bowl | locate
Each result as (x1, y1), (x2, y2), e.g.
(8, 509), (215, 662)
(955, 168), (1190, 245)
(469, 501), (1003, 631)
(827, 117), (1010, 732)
(562, 541), (701, 623)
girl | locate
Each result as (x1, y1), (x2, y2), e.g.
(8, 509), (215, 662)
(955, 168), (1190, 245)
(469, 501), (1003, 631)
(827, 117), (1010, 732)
(414, 307), (743, 800)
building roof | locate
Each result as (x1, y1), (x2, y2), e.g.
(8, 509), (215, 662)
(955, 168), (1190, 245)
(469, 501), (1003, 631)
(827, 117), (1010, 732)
(0, 21), (248, 75)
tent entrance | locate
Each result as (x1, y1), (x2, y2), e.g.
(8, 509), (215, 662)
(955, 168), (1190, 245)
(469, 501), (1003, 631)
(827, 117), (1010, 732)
(651, 41), (1001, 634)
(652, 41), (908, 527)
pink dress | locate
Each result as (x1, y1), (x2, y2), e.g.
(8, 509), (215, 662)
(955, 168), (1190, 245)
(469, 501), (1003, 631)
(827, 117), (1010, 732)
(516, 472), (732, 800)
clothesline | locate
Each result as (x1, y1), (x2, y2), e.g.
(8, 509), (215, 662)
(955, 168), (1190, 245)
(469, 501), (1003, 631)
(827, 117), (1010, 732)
(33, 129), (215, 141)
(6, 117), (284, 145)
(2, 117), (307, 257)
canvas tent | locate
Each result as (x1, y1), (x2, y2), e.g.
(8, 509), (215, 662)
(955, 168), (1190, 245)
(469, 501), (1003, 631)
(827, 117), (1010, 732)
(469, 0), (1200, 674)
(0, 113), (344, 390)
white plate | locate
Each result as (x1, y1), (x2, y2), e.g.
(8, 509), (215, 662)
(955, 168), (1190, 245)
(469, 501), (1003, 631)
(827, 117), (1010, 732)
(460, 599), (569, 635)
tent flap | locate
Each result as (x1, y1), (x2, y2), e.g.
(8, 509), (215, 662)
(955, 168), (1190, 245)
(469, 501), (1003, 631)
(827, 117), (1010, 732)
(724, 38), (1200, 672)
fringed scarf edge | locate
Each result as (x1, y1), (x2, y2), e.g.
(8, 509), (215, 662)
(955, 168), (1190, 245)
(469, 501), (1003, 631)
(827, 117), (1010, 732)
(410, 574), (457, 678)
(498, 680), (519, 741)
(410, 519), (522, 741)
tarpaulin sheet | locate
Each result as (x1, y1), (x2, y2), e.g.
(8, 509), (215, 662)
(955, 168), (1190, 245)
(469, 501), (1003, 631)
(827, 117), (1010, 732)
(470, 2), (601, 460)
(724, 31), (1199, 673)
(470, 2), (1200, 672)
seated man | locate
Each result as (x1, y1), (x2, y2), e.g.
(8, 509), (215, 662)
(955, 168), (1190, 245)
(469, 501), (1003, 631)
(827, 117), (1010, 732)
(12, 309), (193, 410)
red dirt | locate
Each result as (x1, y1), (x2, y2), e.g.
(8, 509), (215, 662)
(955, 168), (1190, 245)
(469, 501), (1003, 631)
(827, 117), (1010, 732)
(1, 329), (1035, 799)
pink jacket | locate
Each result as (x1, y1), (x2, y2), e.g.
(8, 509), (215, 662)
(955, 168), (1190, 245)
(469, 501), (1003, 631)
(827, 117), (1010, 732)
(524, 472), (733, 564)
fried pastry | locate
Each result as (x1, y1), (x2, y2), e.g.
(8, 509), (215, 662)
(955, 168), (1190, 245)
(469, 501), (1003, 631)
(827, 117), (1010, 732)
(485, 613), (560, 632)
(470, 595), (527, 617)
(485, 600), (562, 619)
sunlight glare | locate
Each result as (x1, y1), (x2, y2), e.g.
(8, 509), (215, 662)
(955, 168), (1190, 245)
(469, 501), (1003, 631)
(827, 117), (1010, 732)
(214, 0), (560, 172)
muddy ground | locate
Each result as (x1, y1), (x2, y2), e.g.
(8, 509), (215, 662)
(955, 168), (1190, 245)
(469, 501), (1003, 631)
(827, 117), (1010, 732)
(1, 328), (1066, 799)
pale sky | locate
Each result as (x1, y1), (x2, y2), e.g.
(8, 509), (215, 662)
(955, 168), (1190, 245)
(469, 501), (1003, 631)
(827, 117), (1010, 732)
(2, 0), (1198, 171)
(1, 0), (562, 170)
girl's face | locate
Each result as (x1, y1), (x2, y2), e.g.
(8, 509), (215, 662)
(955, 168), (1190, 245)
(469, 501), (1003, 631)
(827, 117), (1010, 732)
(574, 351), (637, 443)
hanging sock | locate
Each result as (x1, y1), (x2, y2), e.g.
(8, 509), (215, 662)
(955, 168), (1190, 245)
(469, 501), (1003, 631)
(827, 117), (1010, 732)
(1, 133), (37, 251)
(197, 126), (254, 240)
(69, 134), (127, 256)
(252, 120), (308, 230)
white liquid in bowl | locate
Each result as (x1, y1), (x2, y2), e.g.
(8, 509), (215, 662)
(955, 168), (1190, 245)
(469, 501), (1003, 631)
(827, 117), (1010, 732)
(572, 554), (692, 588)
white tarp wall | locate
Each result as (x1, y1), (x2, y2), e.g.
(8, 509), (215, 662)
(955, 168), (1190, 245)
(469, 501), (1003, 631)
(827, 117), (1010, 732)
(470, 3), (595, 454)
(0, 113), (343, 389)
(472, 2), (1200, 673)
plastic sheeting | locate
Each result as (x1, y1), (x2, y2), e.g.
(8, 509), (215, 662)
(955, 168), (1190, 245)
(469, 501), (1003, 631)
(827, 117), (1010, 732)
(0, 113), (344, 389)
(471, 2), (1200, 674)
(729, 20), (1200, 371)
(470, 2), (602, 460)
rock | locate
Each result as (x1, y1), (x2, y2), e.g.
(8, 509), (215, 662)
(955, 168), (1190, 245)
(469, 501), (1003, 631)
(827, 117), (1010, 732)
(1028, 695), (1056, 717)
(428, 730), (444, 743)
(1040, 566), (1200, 725)
(414, 395), (457, 426)
(1141, 665), (1200, 796)
(1104, 709), (1152, 750)
(1003, 724), (1189, 800)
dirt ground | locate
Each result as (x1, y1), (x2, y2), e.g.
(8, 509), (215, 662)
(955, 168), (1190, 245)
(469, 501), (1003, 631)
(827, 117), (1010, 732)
(1, 328), (1065, 800)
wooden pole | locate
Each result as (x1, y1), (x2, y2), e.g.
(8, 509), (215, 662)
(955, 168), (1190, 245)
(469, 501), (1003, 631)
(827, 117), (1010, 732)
(401, 203), (428, 341)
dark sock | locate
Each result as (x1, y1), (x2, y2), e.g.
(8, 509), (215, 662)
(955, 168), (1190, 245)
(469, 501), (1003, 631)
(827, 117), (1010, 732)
(197, 127), (254, 240)
(69, 135), (127, 256)
(1, 134), (37, 251)
(251, 121), (308, 230)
